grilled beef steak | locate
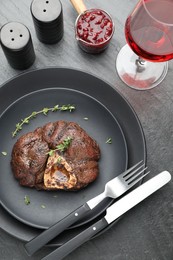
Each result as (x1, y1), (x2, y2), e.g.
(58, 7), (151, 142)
(11, 121), (100, 190)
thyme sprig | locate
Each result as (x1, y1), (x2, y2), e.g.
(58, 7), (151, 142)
(48, 137), (73, 156)
(12, 104), (75, 137)
(1, 151), (7, 156)
(106, 138), (112, 144)
(24, 195), (30, 205)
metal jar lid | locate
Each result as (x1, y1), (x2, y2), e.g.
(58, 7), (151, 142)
(0, 22), (36, 70)
(31, 0), (64, 44)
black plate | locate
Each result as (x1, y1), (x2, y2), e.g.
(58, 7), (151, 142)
(0, 88), (127, 229)
(0, 67), (146, 245)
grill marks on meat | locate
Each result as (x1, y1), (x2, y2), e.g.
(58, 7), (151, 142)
(11, 128), (49, 188)
(42, 121), (68, 148)
(11, 121), (100, 191)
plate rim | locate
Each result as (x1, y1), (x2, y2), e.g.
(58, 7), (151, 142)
(0, 67), (147, 244)
(0, 86), (128, 229)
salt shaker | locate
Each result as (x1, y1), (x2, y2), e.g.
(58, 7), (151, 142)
(0, 22), (36, 70)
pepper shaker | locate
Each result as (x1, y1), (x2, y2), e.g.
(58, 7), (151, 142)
(31, 0), (64, 44)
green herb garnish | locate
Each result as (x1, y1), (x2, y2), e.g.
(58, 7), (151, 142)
(57, 156), (62, 163)
(106, 138), (112, 144)
(12, 104), (75, 137)
(1, 151), (7, 156)
(41, 204), (46, 209)
(48, 137), (73, 156)
(24, 195), (30, 205)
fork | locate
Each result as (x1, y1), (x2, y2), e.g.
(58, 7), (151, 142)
(25, 161), (149, 256)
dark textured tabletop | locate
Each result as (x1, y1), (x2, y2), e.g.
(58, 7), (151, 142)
(0, 0), (173, 259)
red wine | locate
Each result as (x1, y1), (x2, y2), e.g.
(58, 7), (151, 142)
(125, 0), (173, 62)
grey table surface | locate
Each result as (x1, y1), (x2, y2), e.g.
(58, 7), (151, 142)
(0, 0), (173, 259)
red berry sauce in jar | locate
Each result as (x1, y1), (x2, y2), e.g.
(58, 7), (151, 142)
(76, 9), (114, 53)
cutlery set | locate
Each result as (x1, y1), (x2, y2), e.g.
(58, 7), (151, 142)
(24, 162), (171, 260)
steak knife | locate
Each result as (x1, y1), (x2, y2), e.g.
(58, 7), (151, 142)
(41, 170), (171, 260)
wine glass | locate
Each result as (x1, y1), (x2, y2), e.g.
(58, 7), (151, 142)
(116, 0), (173, 90)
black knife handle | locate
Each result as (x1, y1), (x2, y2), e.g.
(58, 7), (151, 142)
(25, 203), (91, 256)
(42, 218), (108, 260)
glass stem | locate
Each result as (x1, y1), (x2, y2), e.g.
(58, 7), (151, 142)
(135, 57), (146, 72)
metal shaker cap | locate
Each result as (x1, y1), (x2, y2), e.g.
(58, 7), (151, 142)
(31, 0), (64, 44)
(0, 22), (35, 70)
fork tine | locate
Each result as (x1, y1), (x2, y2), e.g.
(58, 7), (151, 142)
(128, 171), (150, 187)
(126, 167), (148, 182)
(122, 160), (143, 177)
(123, 163), (145, 180)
